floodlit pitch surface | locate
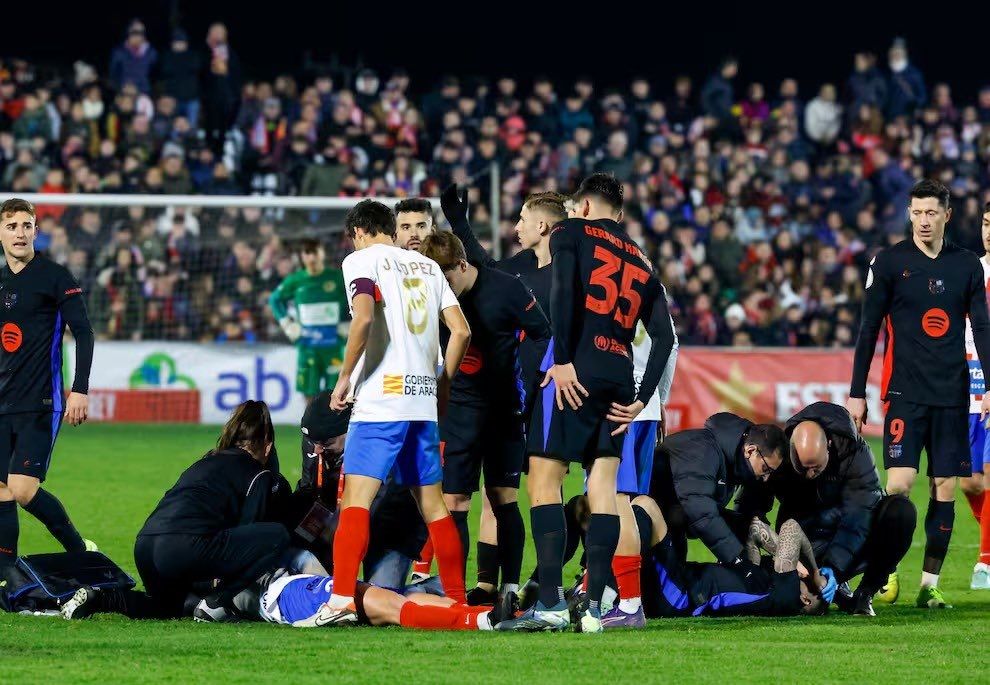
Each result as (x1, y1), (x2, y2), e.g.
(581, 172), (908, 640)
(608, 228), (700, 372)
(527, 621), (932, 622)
(3, 425), (984, 684)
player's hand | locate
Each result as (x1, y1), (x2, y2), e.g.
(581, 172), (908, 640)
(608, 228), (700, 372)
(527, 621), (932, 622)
(65, 392), (89, 427)
(330, 375), (352, 412)
(819, 567), (838, 603)
(440, 184), (469, 230)
(279, 317), (302, 343)
(981, 395), (990, 423)
(796, 561), (809, 579)
(607, 399), (646, 436)
(542, 363), (588, 411)
(845, 396), (867, 433)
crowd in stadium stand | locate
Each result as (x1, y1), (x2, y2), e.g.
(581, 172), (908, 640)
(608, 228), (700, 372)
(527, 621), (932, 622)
(1, 20), (989, 345)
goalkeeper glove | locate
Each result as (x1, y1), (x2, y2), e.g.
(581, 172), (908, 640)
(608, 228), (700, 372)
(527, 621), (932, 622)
(279, 317), (302, 343)
(440, 184), (470, 233)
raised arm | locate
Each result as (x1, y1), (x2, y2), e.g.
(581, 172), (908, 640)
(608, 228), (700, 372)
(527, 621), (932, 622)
(440, 184), (495, 268)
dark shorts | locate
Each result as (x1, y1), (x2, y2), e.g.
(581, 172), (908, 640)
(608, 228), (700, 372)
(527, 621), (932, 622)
(440, 405), (524, 494)
(0, 411), (62, 482)
(883, 399), (970, 477)
(527, 375), (634, 467)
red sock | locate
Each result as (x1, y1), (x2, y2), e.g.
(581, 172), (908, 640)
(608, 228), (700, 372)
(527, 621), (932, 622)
(413, 538), (434, 576)
(428, 516), (466, 604)
(612, 555), (641, 600)
(966, 490), (984, 524)
(981, 487), (990, 564)
(331, 507), (370, 599)
(399, 601), (477, 630)
(581, 570), (588, 593)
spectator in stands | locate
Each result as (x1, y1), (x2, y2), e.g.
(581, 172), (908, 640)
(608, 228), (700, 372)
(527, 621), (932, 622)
(108, 20), (157, 94)
(202, 22), (242, 156)
(159, 28), (202, 126)
(804, 84), (842, 147)
(885, 38), (926, 118)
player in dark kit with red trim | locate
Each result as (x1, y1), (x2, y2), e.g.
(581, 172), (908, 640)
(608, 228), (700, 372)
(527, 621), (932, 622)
(0, 198), (96, 575)
(499, 174), (676, 633)
(847, 179), (990, 609)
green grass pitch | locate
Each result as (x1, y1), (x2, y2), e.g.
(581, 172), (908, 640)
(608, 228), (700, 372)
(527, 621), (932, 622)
(2, 424), (985, 684)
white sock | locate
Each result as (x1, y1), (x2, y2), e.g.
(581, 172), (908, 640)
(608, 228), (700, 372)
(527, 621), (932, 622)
(328, 594), (353, 609)
(618, 597), (642, 612)
(501, 583), (519, 595)
(975, 562), (989, 572)
(476, 611), (493, 631)
(601, 585), (618, 611)
(921, 572), (939, 588)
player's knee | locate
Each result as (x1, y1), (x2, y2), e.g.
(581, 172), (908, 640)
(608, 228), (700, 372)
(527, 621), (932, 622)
(878, 495), (917, 533)
(960, 475), (984, 496)
(443, 493), (471, 512)
(7, 477), (39, 506)
(0, 482), (12, 502)
(933, 477), (956, 501)
(484, 487), (516, 506)
(885, 472), (914, 495)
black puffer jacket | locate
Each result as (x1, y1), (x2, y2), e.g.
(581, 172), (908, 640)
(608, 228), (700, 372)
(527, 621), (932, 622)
(651, 412), (757, 563)
(759, 402), (881, 578)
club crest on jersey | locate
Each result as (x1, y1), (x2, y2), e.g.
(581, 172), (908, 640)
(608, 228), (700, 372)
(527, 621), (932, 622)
(929, 278), (945, 295)
(2, 292), (16, 309)
(888, 444), (903, 460)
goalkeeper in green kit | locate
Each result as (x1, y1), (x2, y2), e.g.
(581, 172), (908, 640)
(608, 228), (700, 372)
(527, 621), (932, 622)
(269, 239), (349, 403)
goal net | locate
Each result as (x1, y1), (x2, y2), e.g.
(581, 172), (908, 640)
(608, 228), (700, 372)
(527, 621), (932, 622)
(11, 192), (445, 425)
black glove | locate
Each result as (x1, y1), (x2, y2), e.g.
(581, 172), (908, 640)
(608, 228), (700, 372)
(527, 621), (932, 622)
(440, 184), (470, 233)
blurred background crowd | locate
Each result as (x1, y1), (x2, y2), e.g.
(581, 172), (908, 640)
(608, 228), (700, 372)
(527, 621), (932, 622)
(2, 19), (989, 346)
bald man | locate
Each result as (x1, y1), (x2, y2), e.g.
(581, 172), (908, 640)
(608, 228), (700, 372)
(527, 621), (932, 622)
(737, 402), (916, 616)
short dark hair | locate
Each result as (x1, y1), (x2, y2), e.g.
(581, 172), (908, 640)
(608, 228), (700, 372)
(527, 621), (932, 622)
(984, 201), (990, 214)
(419, 230), (467, 270)
(573, 173), (623, 212)
(524, 191), (567, 225)
(909, 179), (951, 209)
(0, 198), (36, 220)
(394, 198), (436, 225)
(298, 238), (323, 255)
(344, 199), (395, 239)
(745, 423), (787, 463)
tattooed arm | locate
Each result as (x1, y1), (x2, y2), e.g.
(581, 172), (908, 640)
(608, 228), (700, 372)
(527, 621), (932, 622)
(745, 517), (778, 564)
(775, 519), (824, 591)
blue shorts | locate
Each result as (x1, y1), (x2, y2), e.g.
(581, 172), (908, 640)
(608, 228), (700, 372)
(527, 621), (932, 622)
(617, 420), (657, 495)
(343, 420), (442, 487)
(968, 414), (990, 473)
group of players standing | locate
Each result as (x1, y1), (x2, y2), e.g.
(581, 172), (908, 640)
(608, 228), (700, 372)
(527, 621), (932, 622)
(3, 172), (990, 632)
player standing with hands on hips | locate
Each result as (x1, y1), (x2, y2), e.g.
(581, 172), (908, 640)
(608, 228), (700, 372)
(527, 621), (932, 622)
(846, 180), (990, 609)
(0, 198), (96, 575)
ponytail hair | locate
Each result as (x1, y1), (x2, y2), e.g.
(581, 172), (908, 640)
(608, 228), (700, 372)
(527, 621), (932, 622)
(215, 400), (274, 460)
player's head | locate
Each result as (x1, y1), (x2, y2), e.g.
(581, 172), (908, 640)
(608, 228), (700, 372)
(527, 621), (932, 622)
(345, 199), (396, 250)
(516, 192), (567, 250)
(301, 390), (351, 461)
(216, 399), (274, 463)
(0, 198), (37, 261)
(742, 423), (786, 482)
(982, 201), (990, 256)
(788, 420), (829, 480)
(798, 578), (827, 615)
(394, 198), (436, 251)
(570, 173), (624, 222)
(298, 238), (325, 272)
(907, 179), (952, 248)
(419, 231), (474, 296)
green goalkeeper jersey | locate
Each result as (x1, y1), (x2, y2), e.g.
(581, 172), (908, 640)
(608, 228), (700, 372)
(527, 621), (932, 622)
(269, 267), (348, 348)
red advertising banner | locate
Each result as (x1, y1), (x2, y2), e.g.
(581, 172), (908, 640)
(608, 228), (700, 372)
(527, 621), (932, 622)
(665, 348), (885, 437)
(86, 389), (201, 423)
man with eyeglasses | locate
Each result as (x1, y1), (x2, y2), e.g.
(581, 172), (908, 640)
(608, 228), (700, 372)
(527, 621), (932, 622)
(736, 402), (917, 616)
(647, 412), (786, 579)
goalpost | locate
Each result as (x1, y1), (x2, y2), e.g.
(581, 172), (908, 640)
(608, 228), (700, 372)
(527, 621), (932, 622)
(5, 191), (490, 426)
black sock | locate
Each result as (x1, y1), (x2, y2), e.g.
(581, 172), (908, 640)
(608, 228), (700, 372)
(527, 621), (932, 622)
(531, 504), (566, 608)
(451, 510), (470, 571)
(476, 542), (499, 587)
(922, 498), (954, 576)
(633, 504), (653, 554)
(586, 513), (620, 617)
(23, 489), (84, 553)
(860, 495), (917, 596)
(493, 502), (524, 587)
(0, 500), (18, 567)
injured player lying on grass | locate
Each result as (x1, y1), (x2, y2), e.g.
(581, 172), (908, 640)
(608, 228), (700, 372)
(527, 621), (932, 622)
(517, 495), (831, 624)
